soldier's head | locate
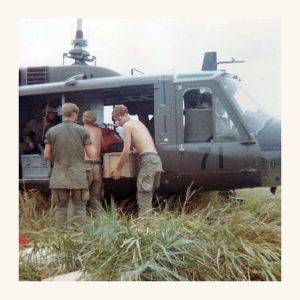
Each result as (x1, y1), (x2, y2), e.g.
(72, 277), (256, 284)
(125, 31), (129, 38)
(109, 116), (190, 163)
(41, 103), (57, 121)
(201, 92), (212, 109)
(112, 105), (129, 127)
(82, 111), (96, 125)
(201, 99), (212, 109)
(184, 89), (201, 109)
(62, 103), (80, 122)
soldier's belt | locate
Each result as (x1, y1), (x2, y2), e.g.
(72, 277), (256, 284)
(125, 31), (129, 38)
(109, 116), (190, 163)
(85, 160), (101, 164)
(139, 152), (159, 159)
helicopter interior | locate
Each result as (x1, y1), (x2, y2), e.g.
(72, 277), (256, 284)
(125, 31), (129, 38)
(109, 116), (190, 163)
(19, 81), (243, 153)
(19, 84), (155, 147)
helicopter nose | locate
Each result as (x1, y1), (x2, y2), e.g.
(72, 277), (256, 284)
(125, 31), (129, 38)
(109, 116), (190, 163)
(256, 118), (281, 151)
(256, 118), (281, 187)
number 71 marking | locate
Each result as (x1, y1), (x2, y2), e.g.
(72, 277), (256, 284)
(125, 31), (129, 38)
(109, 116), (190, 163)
(200, 146), (224, 170)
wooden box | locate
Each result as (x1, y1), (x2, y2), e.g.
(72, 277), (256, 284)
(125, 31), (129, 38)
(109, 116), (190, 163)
(103, 152), (138, 178)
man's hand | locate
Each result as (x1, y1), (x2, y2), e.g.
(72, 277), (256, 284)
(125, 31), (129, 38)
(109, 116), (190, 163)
(28, 141), (35, 150)
(110, 168), (121, 180)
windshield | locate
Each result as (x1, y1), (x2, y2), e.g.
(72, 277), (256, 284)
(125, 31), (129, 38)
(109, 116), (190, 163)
(221, 76), (270, 134)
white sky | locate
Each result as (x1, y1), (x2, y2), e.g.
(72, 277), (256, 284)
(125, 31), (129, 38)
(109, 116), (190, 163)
(19, 19), (281, 119)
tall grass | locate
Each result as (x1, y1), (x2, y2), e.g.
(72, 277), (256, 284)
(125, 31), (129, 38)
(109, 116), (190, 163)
(19, 188), (281, 281)
(19, 190), (55, 231)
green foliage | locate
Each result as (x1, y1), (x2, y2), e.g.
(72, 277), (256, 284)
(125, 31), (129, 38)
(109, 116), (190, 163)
(19, 188), (281, 281)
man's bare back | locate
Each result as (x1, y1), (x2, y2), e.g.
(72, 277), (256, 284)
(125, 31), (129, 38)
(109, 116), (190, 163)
(84, 125), (102, 160)
(123, 119), (157, 155)
(111, 105), (162, 217)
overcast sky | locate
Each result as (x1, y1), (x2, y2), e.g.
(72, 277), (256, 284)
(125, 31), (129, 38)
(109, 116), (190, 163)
(19, 19), (281, 118)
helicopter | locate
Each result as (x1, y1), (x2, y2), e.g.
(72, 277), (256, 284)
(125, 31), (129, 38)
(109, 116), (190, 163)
(19, 19), (281, 200)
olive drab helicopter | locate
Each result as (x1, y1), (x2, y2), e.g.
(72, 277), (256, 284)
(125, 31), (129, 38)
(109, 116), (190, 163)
(19, 19), (281, 200)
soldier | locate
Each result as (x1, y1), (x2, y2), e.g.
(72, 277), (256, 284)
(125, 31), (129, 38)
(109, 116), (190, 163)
(111, 105), (163, 218)
(21, 103), (58, 154)
(82, 111), (103, 216)
(44, 103), (95, 228)
(200, 96), (212, 109)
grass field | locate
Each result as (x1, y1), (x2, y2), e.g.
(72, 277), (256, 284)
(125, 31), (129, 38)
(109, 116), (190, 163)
(19, 187), (281, 281)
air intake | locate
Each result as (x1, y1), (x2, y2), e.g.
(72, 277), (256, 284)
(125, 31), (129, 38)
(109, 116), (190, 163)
(26, 67), (49, 85)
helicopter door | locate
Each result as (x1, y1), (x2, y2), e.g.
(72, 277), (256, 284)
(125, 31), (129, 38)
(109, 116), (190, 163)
(175, 82), (251, 191)
(154, 77), (179, 191)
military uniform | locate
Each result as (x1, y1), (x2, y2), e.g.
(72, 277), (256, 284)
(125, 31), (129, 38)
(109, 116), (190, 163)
(137, 152), (162, 217)
(85, 160), (102, 216)
(44, 120), (91, 227)
(20, 117), (58, 154)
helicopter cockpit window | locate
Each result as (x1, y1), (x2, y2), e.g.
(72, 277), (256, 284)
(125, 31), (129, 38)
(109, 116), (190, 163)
(183, 87), (213, 143)
(214, 97), (241, 141)
(222, 77), (269, 134)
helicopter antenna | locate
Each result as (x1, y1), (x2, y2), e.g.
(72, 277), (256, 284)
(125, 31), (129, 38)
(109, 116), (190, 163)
(63, 19), (96, 65)
(130, 68), (144, 75)
(202, 52), (245, 71)
(216, 57), (245, 67)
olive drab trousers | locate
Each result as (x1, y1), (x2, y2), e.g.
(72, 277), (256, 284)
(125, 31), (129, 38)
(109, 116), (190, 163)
(51, 188), (89, 228)
(137, 153), (163, 218)
(85, 161), (102, 216)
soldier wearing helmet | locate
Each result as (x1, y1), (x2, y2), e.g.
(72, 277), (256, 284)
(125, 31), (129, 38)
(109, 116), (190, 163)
(20, 102), (59, 154)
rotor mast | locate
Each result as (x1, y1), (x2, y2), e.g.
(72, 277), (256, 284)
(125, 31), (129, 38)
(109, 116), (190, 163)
(63, 19), (96, 65)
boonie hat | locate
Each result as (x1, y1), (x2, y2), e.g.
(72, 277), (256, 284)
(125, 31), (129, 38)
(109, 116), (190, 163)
(42, 105), (57, 114)
(47, 107), (58, 113)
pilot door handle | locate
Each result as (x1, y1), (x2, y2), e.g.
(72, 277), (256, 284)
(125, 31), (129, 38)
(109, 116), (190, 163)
(178, 144), (185, 152)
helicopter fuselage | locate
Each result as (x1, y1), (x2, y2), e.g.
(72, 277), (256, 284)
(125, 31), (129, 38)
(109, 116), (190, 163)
(19, 70), (281, 197)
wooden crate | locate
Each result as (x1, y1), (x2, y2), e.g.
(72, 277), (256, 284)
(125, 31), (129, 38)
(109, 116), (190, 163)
(103, 152), (138, 178)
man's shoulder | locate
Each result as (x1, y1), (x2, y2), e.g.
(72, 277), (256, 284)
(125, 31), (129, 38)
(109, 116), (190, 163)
(94, 125), (103, 133)
(123, 121), (133, 133)
(47, 122), (63, 133)
(89, 125), (102, 136)
(73, 122), (87, 132)
(52, 122), (64, 129)
(85, 124), (101, 131)
(126, 119), (140, 128)
(71, 123), (91, 138)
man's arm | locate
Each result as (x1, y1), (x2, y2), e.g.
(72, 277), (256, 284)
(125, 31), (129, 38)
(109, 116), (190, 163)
(93, 127), (101, 156)
(99, 127), (104, 151)
(111, 124), (132, 179)
(85, 144), (96, 160)
(22, 120), (35, 149)
(44, 144), (53, 161)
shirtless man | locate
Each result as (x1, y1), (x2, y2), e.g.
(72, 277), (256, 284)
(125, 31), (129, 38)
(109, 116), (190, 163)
(111, 105), (162, 217)
(82, 111), (103, 216)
